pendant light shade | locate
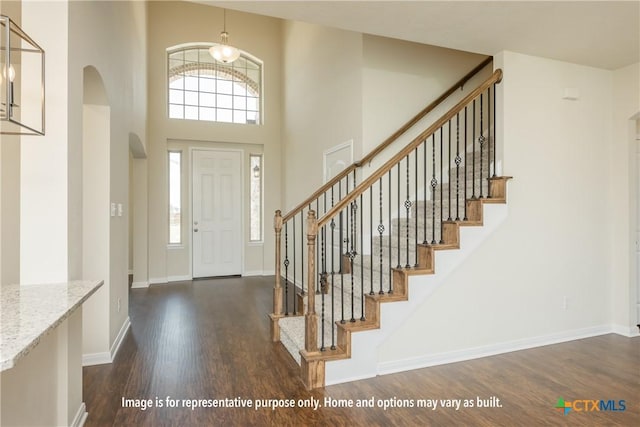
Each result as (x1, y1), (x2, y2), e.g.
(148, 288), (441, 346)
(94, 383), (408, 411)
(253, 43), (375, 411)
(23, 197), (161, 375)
(209, 9), (240, 64)
(1, 14), (45, 136)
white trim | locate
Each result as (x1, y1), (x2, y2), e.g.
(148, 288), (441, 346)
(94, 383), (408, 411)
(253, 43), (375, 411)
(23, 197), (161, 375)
(71, 402), (88, 427)
(377, 325), (613, 377)
(149, 277), (168, 284)
(263, 270), (275, 276)
(611, 323), (640, 337)
(242, 270), (264, 277)
(323, 140), (354, 183)
(110, 316), (131, 359)
(82, 317), (131, 366)
(82, 351), (110, 366)
(131, 281), (150, 289)
(168, 275), (192, 282)
(128, 269), (133, 275)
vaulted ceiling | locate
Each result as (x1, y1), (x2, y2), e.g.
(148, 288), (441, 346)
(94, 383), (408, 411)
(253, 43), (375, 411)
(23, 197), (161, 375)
(195, 1), (639, 70)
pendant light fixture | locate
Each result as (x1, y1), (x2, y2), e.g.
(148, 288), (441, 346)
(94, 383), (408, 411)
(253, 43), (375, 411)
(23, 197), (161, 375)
(1, 14), (45, 136)
(209, 9), (240, 64)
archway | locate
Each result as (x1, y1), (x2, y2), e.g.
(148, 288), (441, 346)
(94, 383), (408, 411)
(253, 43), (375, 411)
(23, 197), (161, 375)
(81, 66), (111, 360)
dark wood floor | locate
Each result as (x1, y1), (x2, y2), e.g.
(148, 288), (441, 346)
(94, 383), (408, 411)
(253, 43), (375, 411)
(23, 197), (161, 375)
(84, 276), (639, 426)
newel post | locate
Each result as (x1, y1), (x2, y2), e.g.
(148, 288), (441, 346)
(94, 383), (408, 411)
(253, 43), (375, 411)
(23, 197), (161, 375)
(270, 210), (283, 341)
(305, 210), (318, 353)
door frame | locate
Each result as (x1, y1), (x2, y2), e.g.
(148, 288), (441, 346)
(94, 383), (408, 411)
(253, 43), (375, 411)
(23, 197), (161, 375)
(189, 146), (245, 278)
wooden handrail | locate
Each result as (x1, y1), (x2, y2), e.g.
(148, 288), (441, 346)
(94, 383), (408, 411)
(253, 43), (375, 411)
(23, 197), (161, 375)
(317, 69), (503, 229)
(280, 56), (492, 224)
(357, 56), (493, 167)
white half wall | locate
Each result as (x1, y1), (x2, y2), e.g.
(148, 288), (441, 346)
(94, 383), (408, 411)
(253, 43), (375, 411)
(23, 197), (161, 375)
(378, 51), (616, 366)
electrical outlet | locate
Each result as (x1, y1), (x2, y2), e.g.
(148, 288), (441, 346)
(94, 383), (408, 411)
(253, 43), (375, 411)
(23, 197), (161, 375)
(117, 298), (121, 313)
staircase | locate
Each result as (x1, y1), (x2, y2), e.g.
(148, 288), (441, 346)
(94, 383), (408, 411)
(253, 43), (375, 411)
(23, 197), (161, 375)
(270, 59), (512, 389)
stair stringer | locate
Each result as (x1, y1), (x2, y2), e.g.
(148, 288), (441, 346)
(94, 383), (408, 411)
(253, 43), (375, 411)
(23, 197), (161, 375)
(324, 202), (509, 386)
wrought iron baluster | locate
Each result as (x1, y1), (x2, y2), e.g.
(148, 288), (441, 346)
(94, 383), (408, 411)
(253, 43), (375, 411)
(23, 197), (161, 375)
(493, 83), (497, 178)
(320, 223), (326, 351)
(378, 177), (385, 296)
(463, 106), (469, 221)
(472, 99), (477, 199)
(455, 113), (461, 221)
(284, 222), (289, 315)
(330, 207), (336, 350)
(397, 163), (401, 269)
(488, 85), (493, 185)
(439, 128), (444, 244)
(370, 185), (374, 296)
(414, 147), (418, 267)
(431, 134), (437, 244)
(448, 120), (452, 221)
(405, 155), (411, 268)
(349, 200), (356, 323)
(479, 93), (485, 198)
(292, 215), (296, 314)
(360, 192), (364, 321)
(423, 140), (427, 244)
(388, 172), (392, 294)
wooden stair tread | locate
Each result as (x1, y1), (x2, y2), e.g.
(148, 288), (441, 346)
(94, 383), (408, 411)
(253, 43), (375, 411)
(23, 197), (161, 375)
(301, 347), (349, 362)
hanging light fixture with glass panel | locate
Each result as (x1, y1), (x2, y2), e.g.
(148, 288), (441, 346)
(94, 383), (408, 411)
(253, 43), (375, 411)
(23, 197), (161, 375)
(1, 14), (45, 135)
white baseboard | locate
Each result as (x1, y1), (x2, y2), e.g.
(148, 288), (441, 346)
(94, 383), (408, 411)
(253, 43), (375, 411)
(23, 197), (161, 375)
(263, 270), (275, 276)
(82, 351), (111, 366)
(377, 325), (613, 376)
(110, 316), (131, 359)
(131, 281), (149, 288)
(243, 270), (264, 277)
(168, 275), (192, 282)
(149, 277), (167, 284)
(611, 323), (640, 337)
(83, 317), (131, 366)
(71, 402), (88, 427)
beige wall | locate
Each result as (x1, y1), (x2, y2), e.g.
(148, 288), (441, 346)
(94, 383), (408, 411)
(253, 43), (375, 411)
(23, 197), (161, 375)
(282, 21), (363, 211)
(610, 62), (640, 330)
(147, 1), (282, 281)
(362, 34), (487, 155)
(0, 0), (21, 286)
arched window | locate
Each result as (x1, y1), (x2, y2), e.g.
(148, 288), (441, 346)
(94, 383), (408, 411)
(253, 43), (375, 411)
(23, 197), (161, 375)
(167, 44), (262, 124)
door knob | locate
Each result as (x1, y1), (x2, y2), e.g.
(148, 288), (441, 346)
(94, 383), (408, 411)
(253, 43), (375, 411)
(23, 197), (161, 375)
(194, 228), (199, 232)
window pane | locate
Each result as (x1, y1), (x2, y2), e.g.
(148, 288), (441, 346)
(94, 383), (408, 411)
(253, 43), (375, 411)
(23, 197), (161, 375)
(218, 79), (232, 95)
(185, 91), (198, 106)
(250, 154), (262, 242)
(169, 89), (184, 104)
(200, 76), (215, 93)
(200, 107), (215, 122)
(169, 151), (182, 244)
(247, 97), (258, 111)
(217, 94), (232, 109)
(233, 110), (247, 124)
(185, 106), (199, 120)
(169, 104), (184, 119)
(169, 77), (184, 90)
(184, 76), (199, 91)
(217, 108), (232, 123)
(233, 95), (246, 110)
(200, 92), (215, 108)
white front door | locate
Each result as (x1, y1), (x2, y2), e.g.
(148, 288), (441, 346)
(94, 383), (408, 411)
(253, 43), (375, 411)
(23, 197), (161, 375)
(192, 149), (242, 278)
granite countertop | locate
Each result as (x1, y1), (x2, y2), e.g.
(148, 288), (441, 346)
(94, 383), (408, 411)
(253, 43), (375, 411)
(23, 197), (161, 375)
(0, 280), (103, 372)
